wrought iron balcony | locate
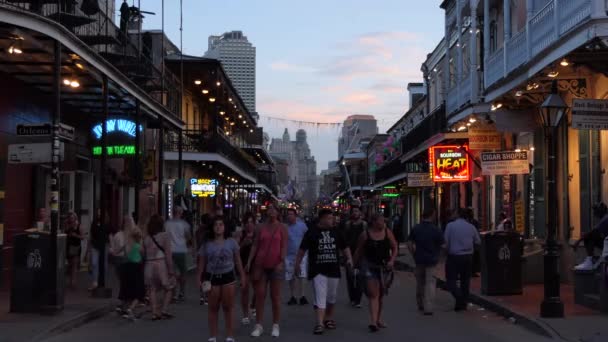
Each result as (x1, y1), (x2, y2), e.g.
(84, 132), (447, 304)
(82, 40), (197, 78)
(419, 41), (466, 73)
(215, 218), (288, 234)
(0, 0), (181, 117)
(164, 129), (258, 177)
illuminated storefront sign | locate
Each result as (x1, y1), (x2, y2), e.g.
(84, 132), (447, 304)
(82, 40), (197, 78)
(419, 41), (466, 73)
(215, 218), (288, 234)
(92, 145), (136, 156)
(382, 186), (400, 198)
(190, 178), (219, 198)
(429, 145), (471, 182)
(92, 119), (142, 140)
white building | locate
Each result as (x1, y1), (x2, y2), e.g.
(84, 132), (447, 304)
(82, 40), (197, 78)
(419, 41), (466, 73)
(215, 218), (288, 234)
(204, 31), (256, 112)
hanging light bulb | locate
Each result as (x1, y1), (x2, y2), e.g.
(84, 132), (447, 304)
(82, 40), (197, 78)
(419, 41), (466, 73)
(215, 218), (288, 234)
(238, 114), (242, 118)
(219, 111), (225, 115)
(209, 97), (216, 102)
(560, 58), (569, 67)
(8, 40), (23, 54)
(63, 78), (71, 86)
(249, 129), (254, 133)
(547, 70), (559, 78)
(202, 89), (209, 94)
(70, 80), (80, 88)
(194, 79), (202, 85)
(216, 81), (221, 86)
(242, 120), (246, 124)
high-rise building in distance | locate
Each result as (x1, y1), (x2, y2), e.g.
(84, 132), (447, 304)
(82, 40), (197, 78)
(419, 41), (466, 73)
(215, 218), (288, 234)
(338, 115), (378, 157)
(204, 31), (256, 112)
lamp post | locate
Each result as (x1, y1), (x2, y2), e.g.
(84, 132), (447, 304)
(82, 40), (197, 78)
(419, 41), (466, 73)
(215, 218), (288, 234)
(539, 80), (566, 318)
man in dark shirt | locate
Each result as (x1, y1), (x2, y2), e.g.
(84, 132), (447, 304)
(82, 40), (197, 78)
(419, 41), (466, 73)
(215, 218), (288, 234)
(574, 203), (608, 270)
(408, 207), (444, 315)
(295, 209), (352, 335)
(342, 206), (367, 307)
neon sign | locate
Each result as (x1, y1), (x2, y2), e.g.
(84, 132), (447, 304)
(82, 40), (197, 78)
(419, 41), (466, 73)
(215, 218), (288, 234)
(429, 145), (471, 182)
(382, 186), (399, 198)
(92, 119), (143, 140)
(191, 178), (219, 198)
(92, 145), (136, 156)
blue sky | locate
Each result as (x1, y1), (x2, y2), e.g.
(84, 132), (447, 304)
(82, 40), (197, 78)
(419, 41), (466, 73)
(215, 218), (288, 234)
(130, 0), (445, 172)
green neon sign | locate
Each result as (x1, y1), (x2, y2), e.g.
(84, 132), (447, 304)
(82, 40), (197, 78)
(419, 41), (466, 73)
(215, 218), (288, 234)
(92, 145), (136, 156)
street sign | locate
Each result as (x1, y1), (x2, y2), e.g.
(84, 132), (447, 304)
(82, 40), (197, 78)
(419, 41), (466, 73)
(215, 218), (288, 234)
(481, 151), (529, 176)
(468, 125), (502, 150)
(16, 123), (51, 137)
(406, 173), (435, 187)
(58, 123), (75, 141)
(8, 143), (64, 164)
(572, 99), (608, 130)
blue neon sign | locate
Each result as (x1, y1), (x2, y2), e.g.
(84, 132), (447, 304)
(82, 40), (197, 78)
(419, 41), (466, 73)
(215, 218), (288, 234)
(92, 119), (143, 140)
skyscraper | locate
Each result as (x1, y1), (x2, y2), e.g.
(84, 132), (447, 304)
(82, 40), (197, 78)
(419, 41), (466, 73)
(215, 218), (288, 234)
(204, 31), (256, 112)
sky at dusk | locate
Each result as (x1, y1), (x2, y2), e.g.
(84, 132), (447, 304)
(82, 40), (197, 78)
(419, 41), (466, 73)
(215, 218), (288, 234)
(129, 0), (445, 172)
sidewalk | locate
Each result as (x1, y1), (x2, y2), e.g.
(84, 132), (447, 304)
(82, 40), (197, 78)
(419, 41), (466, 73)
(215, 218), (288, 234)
(395, 249), (608, 341)
(0, 271), (118, 342)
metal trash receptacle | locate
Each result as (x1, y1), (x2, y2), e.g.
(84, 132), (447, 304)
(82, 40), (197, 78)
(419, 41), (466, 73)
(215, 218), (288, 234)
(10, 232), (66, 313)
(481, 231), (524, 295)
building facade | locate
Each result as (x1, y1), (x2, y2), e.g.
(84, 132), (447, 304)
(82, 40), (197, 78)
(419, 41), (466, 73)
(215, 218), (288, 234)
(338, 115), (378, 157)
(204, 31), (256, 113)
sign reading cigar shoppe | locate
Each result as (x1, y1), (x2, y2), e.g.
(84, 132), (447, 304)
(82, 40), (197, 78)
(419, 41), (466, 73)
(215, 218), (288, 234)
(481, 151), (530, 176)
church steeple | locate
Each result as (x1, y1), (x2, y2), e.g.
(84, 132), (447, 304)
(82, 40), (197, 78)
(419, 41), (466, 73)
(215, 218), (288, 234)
(282, 128), (290, 142)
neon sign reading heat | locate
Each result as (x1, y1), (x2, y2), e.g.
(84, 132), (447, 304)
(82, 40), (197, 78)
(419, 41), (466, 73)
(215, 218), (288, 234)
(429, 145), (471, 182)
(92, 119), (143, 140)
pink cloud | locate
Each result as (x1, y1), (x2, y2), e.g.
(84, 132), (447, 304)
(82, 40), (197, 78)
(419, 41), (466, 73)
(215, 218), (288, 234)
(340, 92), (380, 105)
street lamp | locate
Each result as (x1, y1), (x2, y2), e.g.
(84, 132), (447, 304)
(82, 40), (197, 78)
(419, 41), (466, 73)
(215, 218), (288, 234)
(539, 80), (566, 318)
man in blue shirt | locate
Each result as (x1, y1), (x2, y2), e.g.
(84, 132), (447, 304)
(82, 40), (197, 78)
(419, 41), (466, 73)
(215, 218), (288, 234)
(285, 208), (309, 305)
(444, 208), (481, 311)
(408, 207), (444, 315)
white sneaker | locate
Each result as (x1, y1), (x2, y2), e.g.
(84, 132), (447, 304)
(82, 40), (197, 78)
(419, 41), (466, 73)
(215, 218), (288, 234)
(271, 324), (280, 337)
(208, 338), (216, 342)
(242, 317), (250, 325)
(251, 324), (264, 337)
(575, 257), (594, 271)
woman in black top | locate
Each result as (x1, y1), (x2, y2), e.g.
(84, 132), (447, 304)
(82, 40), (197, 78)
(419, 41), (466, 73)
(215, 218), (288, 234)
(234, 212), (256, 325)
(353, 214), (398, 332)
(65, 212), (84, 288)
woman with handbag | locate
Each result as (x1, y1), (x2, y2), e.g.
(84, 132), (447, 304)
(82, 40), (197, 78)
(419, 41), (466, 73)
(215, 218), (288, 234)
(353, 214), (398, 332)
(197, 216), (245, 342)
(65, 212), (83, 289)
(246, 204), (288, 338)
(144, 214), (175, 320)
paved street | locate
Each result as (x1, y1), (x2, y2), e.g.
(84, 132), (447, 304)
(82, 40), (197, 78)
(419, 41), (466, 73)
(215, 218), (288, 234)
(44, 272), (549, 342)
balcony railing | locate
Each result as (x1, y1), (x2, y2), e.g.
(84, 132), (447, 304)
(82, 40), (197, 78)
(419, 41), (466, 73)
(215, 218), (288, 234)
(0, 0), (181, 117)
(164, 130), (258, 177)
(485, 0), (593, 89)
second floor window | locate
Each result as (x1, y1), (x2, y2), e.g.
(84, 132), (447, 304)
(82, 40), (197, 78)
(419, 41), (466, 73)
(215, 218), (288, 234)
(490, 20), (498, 53)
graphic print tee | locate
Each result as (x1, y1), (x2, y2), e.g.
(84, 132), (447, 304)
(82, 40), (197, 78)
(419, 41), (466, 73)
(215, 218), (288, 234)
(299, 228), (346, 279)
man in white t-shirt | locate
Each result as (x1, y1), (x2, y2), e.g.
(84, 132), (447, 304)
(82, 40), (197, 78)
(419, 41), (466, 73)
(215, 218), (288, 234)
(165, 206), (191, 301)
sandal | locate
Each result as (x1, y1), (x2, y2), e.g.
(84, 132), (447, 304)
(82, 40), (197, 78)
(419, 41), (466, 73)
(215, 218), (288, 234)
(313, 325), (324, 335)
(377, 321), (388, 329)
(324, 320), (337, 330)
(368, 325), (379, 333)
(161, 312), (175, 319)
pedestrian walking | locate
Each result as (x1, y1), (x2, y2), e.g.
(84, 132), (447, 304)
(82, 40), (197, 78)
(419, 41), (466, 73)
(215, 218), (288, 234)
(407, 207), (444, 315)
(65, 212), (83, 289)
(285, 208), (309, 306)
(165, 206), (192, 302)
(234, 212), (256, 324)
(353, 214), (397, 332)
(343, 205), (367, 308)
(246, 204), (287, 338)
(121, 220), (146, 321)
(294, 208), (353, 335)
(110, 217), (128, 313)
(144, 214), (176, 320)
(197, 216), (246, 342)
(87, 209), (108, 291)
(444, 208), (481, 311)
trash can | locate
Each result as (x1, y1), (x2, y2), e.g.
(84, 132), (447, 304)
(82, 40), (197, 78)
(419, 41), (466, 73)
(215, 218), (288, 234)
(480, 231), (524, 295)
(10, 232), (66, 313)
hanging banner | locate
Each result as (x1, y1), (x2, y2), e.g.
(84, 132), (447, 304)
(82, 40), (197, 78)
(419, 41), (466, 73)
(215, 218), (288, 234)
(571, 99), (608, 130)
(429, 145), (471, 182)
(481, 151), (529, 176)
(468, 125), (502, 150)
(406, 173), (435, 187)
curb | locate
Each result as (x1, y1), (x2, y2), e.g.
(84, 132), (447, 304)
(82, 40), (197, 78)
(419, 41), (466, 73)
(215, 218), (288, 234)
(30, 303), (115, 342)
(394, 260), (556, 339)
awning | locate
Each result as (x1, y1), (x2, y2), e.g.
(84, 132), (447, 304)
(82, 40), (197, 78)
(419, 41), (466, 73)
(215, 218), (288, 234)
(400, 132), (469, 163)
(343, 151), (366, 160)
(374, 173), (407, 189)
(164, 151), (256, 183)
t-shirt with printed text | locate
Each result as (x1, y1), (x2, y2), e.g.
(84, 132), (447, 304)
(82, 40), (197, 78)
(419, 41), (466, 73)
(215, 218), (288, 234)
(299, 227), (346, 280)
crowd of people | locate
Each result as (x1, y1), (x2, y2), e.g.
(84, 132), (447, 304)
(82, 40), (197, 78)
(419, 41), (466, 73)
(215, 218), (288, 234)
(59, 201), (492, 342)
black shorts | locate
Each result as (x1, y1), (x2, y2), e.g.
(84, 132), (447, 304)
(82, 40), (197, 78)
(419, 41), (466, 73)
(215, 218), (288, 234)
(204, 271), (236, 286)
